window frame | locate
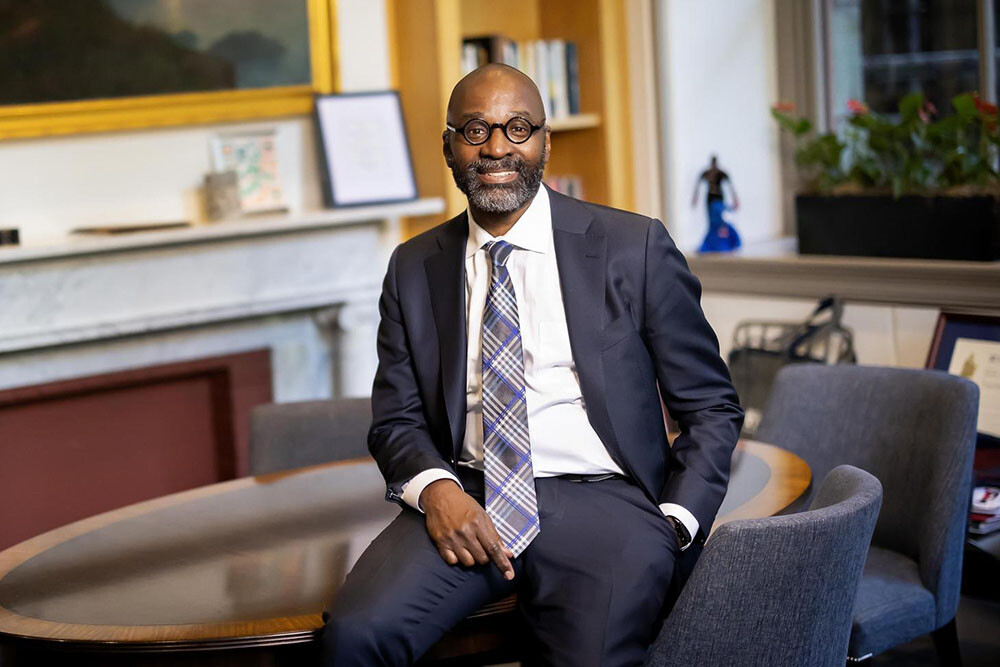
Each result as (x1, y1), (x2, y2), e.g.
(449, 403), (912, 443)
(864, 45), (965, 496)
(816, 0), (997, 132)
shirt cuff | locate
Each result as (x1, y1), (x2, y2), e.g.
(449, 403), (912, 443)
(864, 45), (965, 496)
(400, 468), (463, 512)
(658, 503), (700, 552)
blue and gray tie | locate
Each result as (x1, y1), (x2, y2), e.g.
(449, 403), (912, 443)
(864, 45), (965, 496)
(482, 240), (540, 557)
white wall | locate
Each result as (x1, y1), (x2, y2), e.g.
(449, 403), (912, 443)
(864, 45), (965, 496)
(0, 0), (391, 245)
(652, 1), (944, 373)
(702, 293), (941, 370)
(654, 0), (783, 251)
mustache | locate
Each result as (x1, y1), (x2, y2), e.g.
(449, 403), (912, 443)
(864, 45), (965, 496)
(464, 156), (526, 174)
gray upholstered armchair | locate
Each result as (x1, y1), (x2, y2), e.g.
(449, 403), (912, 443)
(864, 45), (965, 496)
(755, 365), (979, 664)
(249, 397), (373, 475)
(647, 465), (883, 667)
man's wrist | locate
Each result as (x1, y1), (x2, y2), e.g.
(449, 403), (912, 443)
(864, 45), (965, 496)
(419, 478), (463, 513)
(658, 503), (699, 550)
(665, 515), (692, 550)
(401, 468), (463, 512)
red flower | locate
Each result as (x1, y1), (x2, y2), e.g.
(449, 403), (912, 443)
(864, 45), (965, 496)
(772, 101), (796, 113)
(847, 99), (869, 114)
(918, 101), (937, 124)
(973, 93), (998, 116)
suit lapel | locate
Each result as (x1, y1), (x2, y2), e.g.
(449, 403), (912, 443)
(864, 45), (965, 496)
(423, 191), (621, 466)
(425, 213), (469, 457)
(550, 192), (605, 379)
(549, 188), (626, 463)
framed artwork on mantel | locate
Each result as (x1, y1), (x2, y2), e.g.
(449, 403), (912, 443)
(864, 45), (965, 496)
(0, 0), (339, 139)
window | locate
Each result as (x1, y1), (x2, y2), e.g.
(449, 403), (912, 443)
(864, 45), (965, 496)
(825, 0), (988, 127)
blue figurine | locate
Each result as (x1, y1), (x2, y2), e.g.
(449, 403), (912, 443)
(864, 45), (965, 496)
(691, 154), (742, 253)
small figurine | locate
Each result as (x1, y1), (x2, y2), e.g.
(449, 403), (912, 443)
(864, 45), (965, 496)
(691, 154), (742, 253)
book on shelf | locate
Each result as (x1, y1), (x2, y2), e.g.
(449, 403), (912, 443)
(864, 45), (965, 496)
(545, 175), (584, 200)
(548, 39), (568, 118)
(533, 40), (551, 119)
(462, 35), (517, 73)
(969, 486), (1000, 535)
(461, 35), (581, 120)
(973, 486), (1000, 514)
(970, 513), (1000, 535)
(565, 41), (580, 118)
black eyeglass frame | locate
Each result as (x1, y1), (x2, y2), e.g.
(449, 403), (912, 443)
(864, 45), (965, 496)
(445, 116), (546, 145)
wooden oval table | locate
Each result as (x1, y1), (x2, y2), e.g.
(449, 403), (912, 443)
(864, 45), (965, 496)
(0, 440), (809, 666)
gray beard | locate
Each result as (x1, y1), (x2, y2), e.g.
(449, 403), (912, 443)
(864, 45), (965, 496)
(451, 148), (548, 214)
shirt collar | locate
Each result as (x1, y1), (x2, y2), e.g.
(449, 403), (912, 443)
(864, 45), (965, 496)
(465, 185), (551, 259)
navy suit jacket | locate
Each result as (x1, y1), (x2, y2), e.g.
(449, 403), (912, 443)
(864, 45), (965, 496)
(368, 186), (744, 540)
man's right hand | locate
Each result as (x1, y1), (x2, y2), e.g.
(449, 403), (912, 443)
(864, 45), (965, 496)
(420, 479), (515, 581)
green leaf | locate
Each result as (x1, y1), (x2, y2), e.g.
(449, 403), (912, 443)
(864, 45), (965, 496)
(953, 93), (977, 121)
(771, 109), (812, 137)
(899, 91), (924, 122)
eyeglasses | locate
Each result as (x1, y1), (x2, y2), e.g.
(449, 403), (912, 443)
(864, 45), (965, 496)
(446, 116), (545, 145)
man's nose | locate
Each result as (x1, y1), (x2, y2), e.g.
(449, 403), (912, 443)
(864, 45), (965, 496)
(480, 127), (512, 159)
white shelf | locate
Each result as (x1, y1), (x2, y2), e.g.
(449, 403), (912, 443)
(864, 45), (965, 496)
(686, 237), (1000, 311)
(548, 113), (601, 132)
(0, 197), (445, 266)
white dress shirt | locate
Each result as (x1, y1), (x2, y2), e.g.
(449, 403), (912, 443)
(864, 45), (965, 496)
(400, 187), (699, 547)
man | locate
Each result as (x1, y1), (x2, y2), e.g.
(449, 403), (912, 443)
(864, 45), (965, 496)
(322, 64), (743, 666)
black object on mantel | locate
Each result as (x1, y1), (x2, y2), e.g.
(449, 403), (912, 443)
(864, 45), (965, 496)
(796, 194), (1000, 261)
(0, 228), (19, 246)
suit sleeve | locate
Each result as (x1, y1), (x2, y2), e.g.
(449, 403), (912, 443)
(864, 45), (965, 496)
(368, 247), (457, 505)
(642, 220), (744, 538)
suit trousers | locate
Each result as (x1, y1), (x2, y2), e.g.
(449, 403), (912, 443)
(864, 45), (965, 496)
(321, 472), (680, 666)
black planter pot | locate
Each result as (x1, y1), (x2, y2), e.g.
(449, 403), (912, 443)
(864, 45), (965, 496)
(796, 194), (1000, 261)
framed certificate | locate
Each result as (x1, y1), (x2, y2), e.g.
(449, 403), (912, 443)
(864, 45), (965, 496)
(927, 312), (1000, 440)
(313, 91), (418, 207)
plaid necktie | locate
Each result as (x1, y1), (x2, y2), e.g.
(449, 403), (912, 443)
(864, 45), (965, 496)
(482, 240), (540, 557)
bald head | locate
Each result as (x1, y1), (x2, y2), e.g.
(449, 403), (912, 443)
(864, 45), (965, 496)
(446, 64), (545, 126)
(442, 64), (550, 219)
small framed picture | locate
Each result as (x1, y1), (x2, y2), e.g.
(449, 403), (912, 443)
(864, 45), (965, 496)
(313, 91), (418, 207)
(210, 129), (287, 215)
(927, 312), (1000, 440)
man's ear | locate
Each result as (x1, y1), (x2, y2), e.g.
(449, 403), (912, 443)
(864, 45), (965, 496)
(442, 136), (455, 168)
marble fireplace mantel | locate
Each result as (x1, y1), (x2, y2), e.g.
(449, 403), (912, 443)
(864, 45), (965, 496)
(0, 199), (444, 398)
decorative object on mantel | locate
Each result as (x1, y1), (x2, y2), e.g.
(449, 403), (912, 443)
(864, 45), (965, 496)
(773, 93), (1000, 261)
(691, 154), (742, 253)
(210, 129), (288, 215)
(72, 221), (192, 235)
(204, 170), (242, 222)
(313, 92), (418, 207)
(0, 228), (19, 246)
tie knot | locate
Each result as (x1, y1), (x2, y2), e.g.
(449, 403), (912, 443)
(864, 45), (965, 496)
(486, 240), (515, 267)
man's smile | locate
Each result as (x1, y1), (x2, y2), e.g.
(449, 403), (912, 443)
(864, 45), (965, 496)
(477, 170), (518, 184)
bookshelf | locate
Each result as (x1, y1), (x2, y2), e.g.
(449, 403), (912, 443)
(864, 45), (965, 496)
(388, 0), (634, 238)
(547, 113), (602, 132)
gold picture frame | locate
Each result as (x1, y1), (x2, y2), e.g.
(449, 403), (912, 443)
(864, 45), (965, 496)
(0, 0), (339, 140)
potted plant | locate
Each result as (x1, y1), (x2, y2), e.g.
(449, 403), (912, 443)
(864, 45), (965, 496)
(773, 92), (1000, 261)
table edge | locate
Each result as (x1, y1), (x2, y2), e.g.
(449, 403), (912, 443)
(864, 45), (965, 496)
(713, 441), (812, 531)
(0, 457), (374, 645)
(0, 443), (809, 647)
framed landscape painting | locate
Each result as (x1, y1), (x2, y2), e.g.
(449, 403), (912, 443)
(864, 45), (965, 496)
(0, 0), (339, 139)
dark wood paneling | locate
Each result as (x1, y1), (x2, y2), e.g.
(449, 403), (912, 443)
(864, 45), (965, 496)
(0, 350), (272, 550)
